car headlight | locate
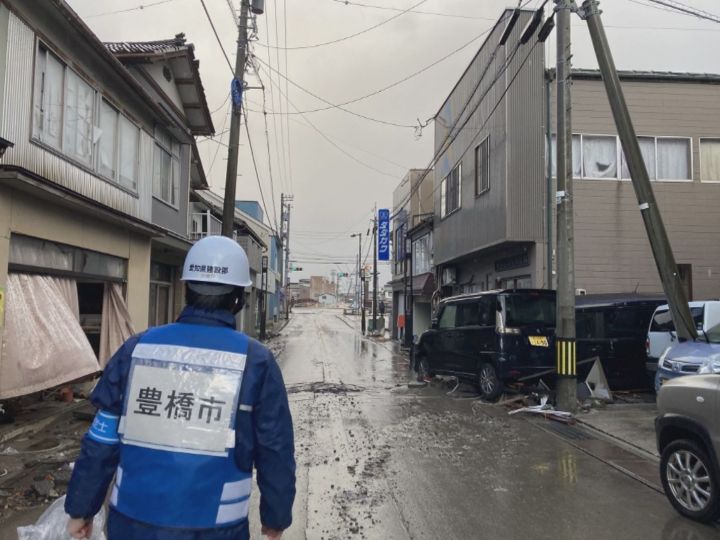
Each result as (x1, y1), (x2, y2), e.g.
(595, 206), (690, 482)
(697, 358), (720, 375)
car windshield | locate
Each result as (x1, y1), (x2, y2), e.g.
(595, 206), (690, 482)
(650, 307), (704, 332)
(501, 293), (556, 328)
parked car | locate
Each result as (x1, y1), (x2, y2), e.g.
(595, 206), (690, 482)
(416, 289), (556, 400)
(648, 301), (720, 386)
(656, 321), (720, 391)
(575, 294), (665, 390)
(656, 373), (720, 522)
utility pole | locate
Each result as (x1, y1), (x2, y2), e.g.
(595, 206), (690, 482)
(221, 0), (251, 237)
(282, 193), (293, 319)
(555, 0), (577, 412)
(260, 255), (268, 340)
(361, 268), (366, 334)
(350, 233), (362, 312)
(372, 210), (378, 335)
(579, 0), (697, 341)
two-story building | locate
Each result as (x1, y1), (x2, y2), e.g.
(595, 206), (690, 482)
(433, 8), (720, 302)
(0, 0), (213, 399)
(388, 169), (434, 342)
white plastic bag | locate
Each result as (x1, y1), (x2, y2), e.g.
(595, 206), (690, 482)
(17, 495), (106, 540)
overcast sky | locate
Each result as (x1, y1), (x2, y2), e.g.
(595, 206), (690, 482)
(68, 0), (720, 291)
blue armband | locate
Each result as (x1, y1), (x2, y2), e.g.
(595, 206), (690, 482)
(87, 410), (120, 445)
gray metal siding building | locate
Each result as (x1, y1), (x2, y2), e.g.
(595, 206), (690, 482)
(433, 10), (720, 301)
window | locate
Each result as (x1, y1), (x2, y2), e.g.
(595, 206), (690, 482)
(118, 116), (139, 190)
(621, 137), (656, 180)
(475, 137), (490, 196)
(657, 138), (691, 180)
(98, 100), (117, 179)
(441, 164), (461, 217)
(700, 139), (720, 181)
(412, 233), (432, 274)
(153, 128), (180, 206)
(438, 304), (457, 329)
(34, 44), (98, 163)
(552, 134), (692, 181)
(582, 135), (618, 179)
(550, 134), (582, 178)
(456, 303), (480, 327)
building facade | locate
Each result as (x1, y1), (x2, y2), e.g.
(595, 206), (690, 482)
(0, 0), (213, 399)
(433, 8), (720, 302)
(389, 169), (434, 342)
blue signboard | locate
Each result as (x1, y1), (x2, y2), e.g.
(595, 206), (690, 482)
(378, 209), (390, 261)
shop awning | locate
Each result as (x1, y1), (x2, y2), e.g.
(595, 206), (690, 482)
(388, 273), (435, 297)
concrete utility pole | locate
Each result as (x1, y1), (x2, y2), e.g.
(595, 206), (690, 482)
(221, 0), (251, 237)
(555, 0), (577, 412)
(351, 233), (362, 310)
(282, 193), (293, 319)
(260, 255), (268, 340)
(579, 0), (698, 341)
(361, 268), (367, 334)
(372, 210), (378, 334)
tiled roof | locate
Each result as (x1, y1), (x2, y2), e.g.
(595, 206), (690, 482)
(105, 33), (188, 56)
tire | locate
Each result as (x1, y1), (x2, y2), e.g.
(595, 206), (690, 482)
(417, 348), (434, 377)
(476, 362), (502, 401)
(660, 439), (720, 523)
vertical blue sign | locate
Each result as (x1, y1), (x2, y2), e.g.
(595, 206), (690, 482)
(378, 209), (390, 261)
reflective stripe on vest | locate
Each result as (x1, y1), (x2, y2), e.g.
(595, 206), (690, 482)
(113, 323), (252, 529)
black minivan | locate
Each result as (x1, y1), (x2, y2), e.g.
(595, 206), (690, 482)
(417, 289), (556, 400)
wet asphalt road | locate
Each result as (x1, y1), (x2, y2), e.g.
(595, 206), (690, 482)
(248, 308), (719, 540)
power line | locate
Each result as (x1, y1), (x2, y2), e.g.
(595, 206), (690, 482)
(85, 0), (177, 18)
(283, 0), (294, 194)
(394, 35), (542, 220)
(199, 0), (235, 74)
(330, 0), (496, 21)
(253, 56), (419, 129)
(242, 105), (279, 235)
(255, 0), (428, 50)
(260, 88), (281, 235)
(258, 64), (399, 179)
(639, 0), (720, 23)
(271, 0), (291, 195)
(254, 14), (510, 116)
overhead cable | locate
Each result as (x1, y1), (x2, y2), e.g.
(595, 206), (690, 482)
(199, 0), (235, 74)
(254, 56), (418, 129)
(255, 0), (428, 50)
(330, 0), (495, 21)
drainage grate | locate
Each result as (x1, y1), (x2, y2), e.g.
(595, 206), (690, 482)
(544, 422), (595, 441)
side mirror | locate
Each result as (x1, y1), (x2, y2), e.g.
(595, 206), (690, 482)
(431, 318), (439, 329)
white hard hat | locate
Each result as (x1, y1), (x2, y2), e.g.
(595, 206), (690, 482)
(181, 236), (253, 288)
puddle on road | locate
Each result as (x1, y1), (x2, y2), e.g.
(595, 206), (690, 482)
(287, 382), (365, 395)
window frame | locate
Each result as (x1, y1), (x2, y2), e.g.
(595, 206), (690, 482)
(441, 163), (462, 219)
(153, 126), (181, 209)
(31, 39), (141, 196)
(655, 136), (693, 183)
(699, 137), (720, 183)
(551, 133), (694, 183)
(475, 136), (490, 197)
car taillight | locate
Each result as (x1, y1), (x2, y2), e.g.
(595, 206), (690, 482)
(645, 338), (650, 355)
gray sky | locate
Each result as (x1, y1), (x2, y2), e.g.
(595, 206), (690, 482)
(68, 0), (720, 291)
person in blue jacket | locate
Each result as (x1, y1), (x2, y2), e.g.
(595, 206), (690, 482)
(65, 236), (296, 540)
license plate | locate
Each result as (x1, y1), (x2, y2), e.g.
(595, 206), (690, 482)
(529, 336), (549, 347)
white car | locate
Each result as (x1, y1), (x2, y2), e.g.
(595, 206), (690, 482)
(646, 301), (720, 381)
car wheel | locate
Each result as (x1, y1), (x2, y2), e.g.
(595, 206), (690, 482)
(476, 362), (502, 401)
(660, 439), (720, 523)
(417, 348), (433, 377)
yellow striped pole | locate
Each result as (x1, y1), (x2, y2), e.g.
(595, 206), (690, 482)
(556, 338), (576, 376)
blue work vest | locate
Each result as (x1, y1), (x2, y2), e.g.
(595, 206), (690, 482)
(112, 323), (252, 529)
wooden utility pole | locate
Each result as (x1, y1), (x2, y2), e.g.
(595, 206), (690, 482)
(221, 0), (251, 237)
(555, 0), (577, 412)
(579, 0), (697, 341)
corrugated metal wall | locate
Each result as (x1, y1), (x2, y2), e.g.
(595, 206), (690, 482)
(0, 13), (152, 222)
(434, 10), (542, 265)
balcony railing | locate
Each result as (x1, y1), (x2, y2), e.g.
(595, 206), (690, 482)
(189, 211), (222, 240)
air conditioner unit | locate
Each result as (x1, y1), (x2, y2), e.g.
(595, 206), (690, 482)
(576, 288), (587, 296)
(442, 267), (456, 286)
